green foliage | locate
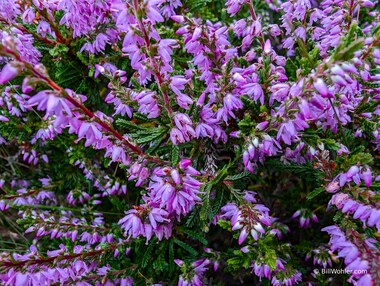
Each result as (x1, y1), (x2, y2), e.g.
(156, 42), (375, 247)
(225, 171), (251, 181)
(173, 238), (199, 257)
(332, 22), (364, 62)
(306, 187), (325, 201)
(335, 151), (373, 174)
(265, 160), (324, 184)
(171, 145), (180, 165)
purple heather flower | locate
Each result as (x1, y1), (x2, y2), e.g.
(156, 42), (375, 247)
(270, 83), (290, 104)
(0, 200), (9, 211)
(253, 259), (285, 280)
(241, 83), (264, 104)
(176, 258), (209, 286)
(37, 21), (54, 38)
(269, 24), (281, 36)
(291, 209), (318, 228)
(171, 15), (185, 23)
(0, 62), (20, 85)
(133, 90), (160, 118)
(27, 90), (73, 117)
(326, 181), (340, 193)
(118, 203), (171, 242)
(253, 262), (271, 280)
(179, 159), (192, 170)
(360, 168), (372, 187)
(171, 113), (196, 144)
(170, 128), (186, 145)
(263, 39), (272, 55)
(256, 121), (269, 131)
(346, 166), (359, 179)
(217, 93), (243, 123)
(220, 194), (271, 244)
(171, 76), (193, 109)
(271, 269), (302, 286)
(308, 247), (333, 268)
(0, 115), (9, 122)
(294, 26), (306, 41)
(226, 0), (248, 15)
(322, 225), (372, 283)
(314, 79), (332, 98)
(118, 209), (145, 238)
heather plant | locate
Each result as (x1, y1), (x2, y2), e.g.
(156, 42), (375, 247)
(0, 0), (379, 285)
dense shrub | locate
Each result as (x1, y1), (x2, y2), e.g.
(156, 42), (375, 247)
(0, 0), (379, 285)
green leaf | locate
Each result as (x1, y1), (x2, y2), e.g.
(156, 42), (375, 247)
(146, 134), (166, 154)
(136, 128), (166, 144)
(181, 228), (208, 245)
(171, 145), (180, 165)
(333, 39), (364, 62)
(333, 212), (343, 223)
(321, 139), (341, 151)
(116, 119), (145, 131)
(173, 238), (198, 256)
(307, 187), (325, 201)
(226, 171), (251, 181)
(211, 188), (225, 216)
(212, 164), (230, 184)
(169, 239), (175, 273)
(55, 64), (82, 87)
(141, 241), (155, 268)
(153, 254), (167, 272)
(217, 220), (231, 231)
(185, 206), (200, 228)
(265, 160), (323, 181)
(199, 183), (213, 223)
(133, 113), (150, 123)
(264, 250), (277, 271)
(370, 182), (380, 191)
(49, 44), (69, 57)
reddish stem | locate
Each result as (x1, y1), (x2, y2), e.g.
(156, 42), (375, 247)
(3, 47), (167, 165)
(0, 244), (118, 269)
(132, 0), (173, 117)
(36, 220), (108, 231)
(248, 2), (265, 48)
(2, 189), (39, 200)
(361, 39), (380, 60)
(0, 17), (56, 46)
(38, 9), (69, 45)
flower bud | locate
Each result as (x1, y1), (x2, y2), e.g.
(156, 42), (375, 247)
(269, 24), (281, 36)
(263, 39), (272, 55)
(0, 115), (9, 122)
(22, 77), (33, 93)
(361, 168), (372, 187)
(179, 159), (192, 170)
(326, 181), (340, 193)
(346, 166), (359, 179)
(171, 169), (181, 184)
(95, 64), (105, 74)
(313, 79), (330, 98)
(171, 15), (185, 23)
(0, 62), (20, 84)
(256, 121), (269, 131)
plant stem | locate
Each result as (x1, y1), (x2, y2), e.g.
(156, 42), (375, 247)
(1, 46), (168, 166)
(132, 0), (174, 119)
(0, 243), (119, 269)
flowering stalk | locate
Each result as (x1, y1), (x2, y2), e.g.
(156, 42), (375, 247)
(132, 0), (173, 116)
(0, 44), (168, 166)
(0, 243), (119, 269)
